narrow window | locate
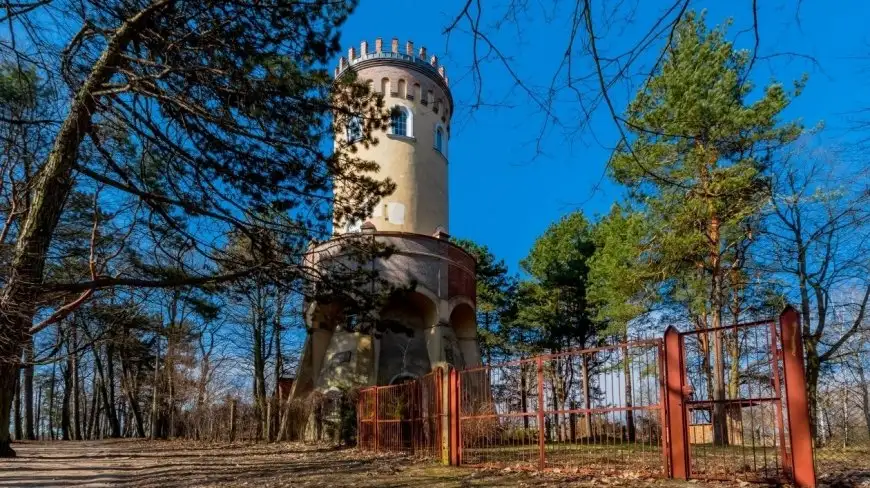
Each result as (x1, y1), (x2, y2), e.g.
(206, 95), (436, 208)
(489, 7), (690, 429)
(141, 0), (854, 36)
(412, 83), (421, 101)
(390, 107), (408, 136)
(397, 79), (406, 99)
(381, 77), (390, 95)
(346, 116), (362, 142)
(435, 127), (444, 153)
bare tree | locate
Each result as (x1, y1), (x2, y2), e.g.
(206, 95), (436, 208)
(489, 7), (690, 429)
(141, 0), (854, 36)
(759, 145), (870, 439)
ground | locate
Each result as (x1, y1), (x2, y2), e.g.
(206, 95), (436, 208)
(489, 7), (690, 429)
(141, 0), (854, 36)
(0, 440), (866, 487)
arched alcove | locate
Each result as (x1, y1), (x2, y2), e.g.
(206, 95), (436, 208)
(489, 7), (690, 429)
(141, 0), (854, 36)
(397, 79), (407, 98)
(450, 302), (480, 367)
(376, 291), (436, 384)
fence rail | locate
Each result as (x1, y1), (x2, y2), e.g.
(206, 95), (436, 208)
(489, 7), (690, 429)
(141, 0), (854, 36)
(355, 308), (821, 487)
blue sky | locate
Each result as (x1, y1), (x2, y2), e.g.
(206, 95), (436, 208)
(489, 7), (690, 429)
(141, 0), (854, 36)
(338, 0), (870, 273)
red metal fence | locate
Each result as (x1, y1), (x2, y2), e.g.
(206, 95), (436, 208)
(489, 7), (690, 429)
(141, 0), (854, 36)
(355, 308), (816, 487)
(357, 368), (443, 458)
(456, 340), (665, 476)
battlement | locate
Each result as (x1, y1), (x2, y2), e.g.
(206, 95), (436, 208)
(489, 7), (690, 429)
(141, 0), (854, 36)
(334, 38), (449, 87)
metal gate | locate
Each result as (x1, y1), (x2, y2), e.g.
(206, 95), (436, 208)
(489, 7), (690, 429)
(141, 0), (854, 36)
(676, 320), (789, 481)
(664, 308), (815, 486)
(357, 368), (443, 458)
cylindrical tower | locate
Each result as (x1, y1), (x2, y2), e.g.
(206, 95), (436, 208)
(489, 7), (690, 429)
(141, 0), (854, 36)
(334, 37), (452, 236)
(291, 38), (479, 404)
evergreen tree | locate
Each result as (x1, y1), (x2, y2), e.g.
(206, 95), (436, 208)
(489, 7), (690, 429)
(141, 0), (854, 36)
(609, 12), (804, 446)
(516, 211), (598, 352)
(588, 204), (657, 337)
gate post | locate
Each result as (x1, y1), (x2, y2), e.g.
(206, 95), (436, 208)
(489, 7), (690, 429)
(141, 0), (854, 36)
(447, 367), (460, 466)
(779, 306), (817, 488)
(373, 387), (379, 453)
(663, 327), (688, 479)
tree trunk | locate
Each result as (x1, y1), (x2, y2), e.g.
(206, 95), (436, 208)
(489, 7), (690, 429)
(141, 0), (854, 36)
(120, 368), (146, 438)
(87, 375), (99, 440)
(520, 362), (529, 430)
(103, 343), (120, 437)
(270, 301), (284, 443)
(623, 344), (635, 442)
(69, 319), (82, 440)
(35, 381), (42, 439)
(13, 370), (22, 441)
(167, 336), (176, 439)
(23, 339), (35, 441)
(804, 343), (821, 442)
(48, 361), (57, 439)
(93, 347), (120, 438)
(582, 355), (592, 438)
(117, 331), (146, 438)
(0, 361), (19, 455)
(150, 335), (161, 440)
(62, 360), (72, 440)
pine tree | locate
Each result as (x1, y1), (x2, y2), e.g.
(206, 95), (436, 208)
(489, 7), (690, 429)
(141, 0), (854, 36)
(609, 11), (804, 446)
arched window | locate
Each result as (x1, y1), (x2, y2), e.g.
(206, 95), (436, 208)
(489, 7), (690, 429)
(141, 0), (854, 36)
(346, 116), (362, 142)
(434, 125), (446, 155)
(397, 79), (407, 99)
(390, 106), (409, 137)
(381, 77), (390, 95)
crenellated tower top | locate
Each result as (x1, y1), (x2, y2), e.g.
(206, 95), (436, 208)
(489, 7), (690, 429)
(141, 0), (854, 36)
(334, 37), (449, 88)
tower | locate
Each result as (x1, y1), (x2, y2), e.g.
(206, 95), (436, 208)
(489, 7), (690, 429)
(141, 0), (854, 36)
(291, 38), (480, 398)
(334, 37), (452, 236)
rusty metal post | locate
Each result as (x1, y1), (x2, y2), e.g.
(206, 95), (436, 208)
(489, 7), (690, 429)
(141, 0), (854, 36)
(436, 367), (446, 463)
(779, 306), (817, 488)
(229, 399), (236, 442)
(768, 320), (789, 469)
(448, 368), (460, 466)
(536, 357), (545, 470)
(664, 326), (689, 479)
(658, 341), (669, 477)
(373, 387), (379, 453)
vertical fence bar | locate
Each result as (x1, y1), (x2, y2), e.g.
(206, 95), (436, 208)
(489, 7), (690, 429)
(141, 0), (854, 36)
(768, 320), (789, 471)
(779, 306), (817, 488)
(536, 356), (545, 470)
(664, 326), (689, 479)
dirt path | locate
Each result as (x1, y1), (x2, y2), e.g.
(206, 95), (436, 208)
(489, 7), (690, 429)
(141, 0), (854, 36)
(0, 440), (764, 487)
